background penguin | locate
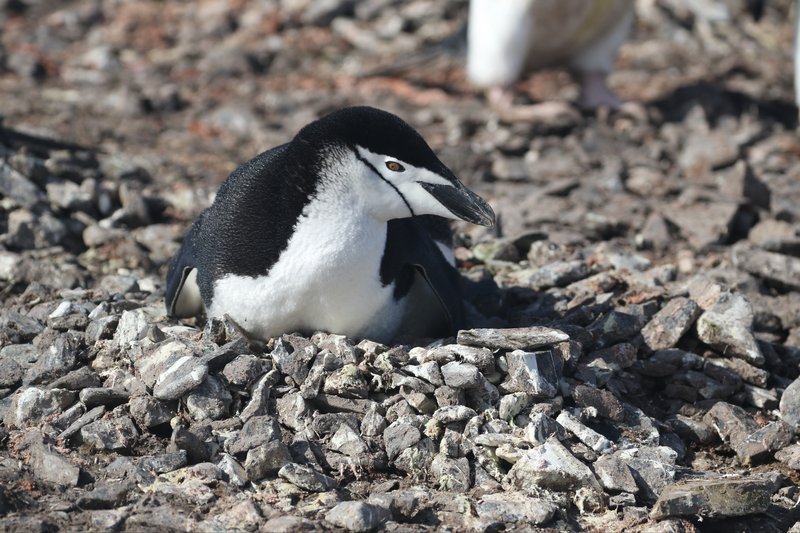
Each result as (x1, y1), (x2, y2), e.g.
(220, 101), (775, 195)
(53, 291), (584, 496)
(165, 106), (495, 344)
(467, 0), (635, 112)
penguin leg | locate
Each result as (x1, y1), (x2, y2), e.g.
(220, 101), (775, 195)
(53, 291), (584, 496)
(574, 71), (621, 111)
(569, 6), (634, 110)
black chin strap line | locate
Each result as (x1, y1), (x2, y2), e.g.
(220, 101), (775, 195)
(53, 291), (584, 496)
(354, 150), (415, 217)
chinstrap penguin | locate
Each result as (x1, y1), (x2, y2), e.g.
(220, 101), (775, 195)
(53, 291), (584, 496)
(165, 106), (495, 343)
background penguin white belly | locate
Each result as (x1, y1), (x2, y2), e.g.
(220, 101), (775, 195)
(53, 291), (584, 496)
(468, 0), (635, 109)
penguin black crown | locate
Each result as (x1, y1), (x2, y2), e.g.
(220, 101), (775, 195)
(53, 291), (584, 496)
(165, 106), (495, 343)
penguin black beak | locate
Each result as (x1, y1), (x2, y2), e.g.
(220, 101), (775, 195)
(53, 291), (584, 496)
(419, 181), (496, 227)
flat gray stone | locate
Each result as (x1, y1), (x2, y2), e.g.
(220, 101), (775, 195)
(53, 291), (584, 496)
(275, 392), (309, 431)
(775, 443), (800, 469)
(325, 501), (390, 532)
(129, 396), (175, 428)
(135, 340), (195, 389)
(4, 387), (76, 429)
(245, 440), (292, 481)
(152, 356), (208, 401)
(78, 387), (130, 408)
(651, 475), (774, 519)
(185, 375), (232, 421)
(222, 354), (270, 388)
(732, 243), (800, 291)
(614, 446), (677, 502)
(457, 327), (569, 350)
(429, 454), (470, 492)
(501, 349), (561, 398)
(80, 415), (139, 451)
(440, 361), (481, 389)
(523, 413), (564, 444)
(780, 375), (800, 430)
(113, 309), (150, 348)
(25, 430), (80, 487)
(573, 385), (625, 422)
(402, 361), (444, 386)
(594, 454), (639, 493)
(77, 481), (132, 509)
(58, 405), (105, 440)
(642, 297), (701, 351)
(476, 492), (557, 526)
(734, 421), (793, 464)
(323, 363), (368, 398)
(278, 462), (337, 492)
(0, 357), (23, 388)
(423, 344), (495, 371)
(383, 420), (421, 461)
(25, 332), (80, 385)
(556, 411), (612, 453)
(703, 401), (758, 449)
(432, 405), (477, 424)
(696, 292), (764, 365)
(271, 336), (317, 386)
(329, 424), (368, 456)
(227, 415), (282, 455)
(507, 436), (601, 492)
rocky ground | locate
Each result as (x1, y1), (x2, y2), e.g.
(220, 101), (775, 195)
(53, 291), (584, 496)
(1, 0), (800, 531)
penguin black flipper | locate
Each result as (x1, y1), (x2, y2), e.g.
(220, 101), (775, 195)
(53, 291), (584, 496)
(382, 216), (465, 338)
(165, 215), (204, 318)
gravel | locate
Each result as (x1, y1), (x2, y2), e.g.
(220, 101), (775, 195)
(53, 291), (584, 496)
(0, 0), (798, 531)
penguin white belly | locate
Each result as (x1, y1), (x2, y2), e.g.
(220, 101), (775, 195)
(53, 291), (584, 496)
(468, 0), (634, 86)
(208, 205), (405, 343)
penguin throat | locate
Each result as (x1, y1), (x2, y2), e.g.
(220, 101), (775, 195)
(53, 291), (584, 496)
(353, 151), (415, 218)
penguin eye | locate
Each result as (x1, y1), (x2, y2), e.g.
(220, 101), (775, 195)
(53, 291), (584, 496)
(385, 161), (405, 172)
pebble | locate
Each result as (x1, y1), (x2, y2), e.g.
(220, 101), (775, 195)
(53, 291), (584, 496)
(129, 396), (175, 428)
(24, 429), (81, 487)
(457, 327), (569, 351)
(278, 463), (337, 492)
(325, 501), (391, 532)
(77, 482), (132, 510)
(0, 357), (23, 388)
(696, 292), (764, 365)
(613, 446), (677, 502)
(501, 349), (561, 398)
(779, 375), (800, 430)
(440, 361), (481, 389)
(703, 401), (758, 450)
(476, 492), (557, 526)
(227, 415), (282, 456)
(80, 415), (139, 451)
(734, 421), (793, 464)
(244, 440), (293, 481)
(79, 387), (130, 408)
(58, 405), (105, 440)
(732, 244), (800, 291)
(383, 420), (422, 461)
(4, 387), (76, 429)
(572, 385), (625, 422)
(507, 437), (601, 492)
(651, 475), (774, 519)
(152, 356), (209, 401)
(185, 375), (232, 421)
(594, 454), (639, 493)
(556, 411), (612, 453)
(641, 297), (701, 351)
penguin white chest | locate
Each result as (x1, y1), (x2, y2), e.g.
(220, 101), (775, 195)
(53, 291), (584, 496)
(208, 203), (403, 342)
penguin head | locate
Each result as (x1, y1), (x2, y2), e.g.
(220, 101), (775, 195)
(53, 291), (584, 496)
(295, 107), (495, 226)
